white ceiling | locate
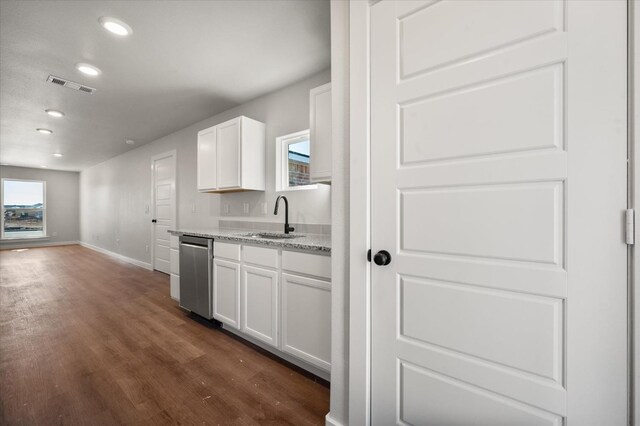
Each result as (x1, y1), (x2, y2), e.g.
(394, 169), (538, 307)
(0, 0), (330, 171)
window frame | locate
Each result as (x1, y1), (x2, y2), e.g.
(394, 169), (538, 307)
(1, 178), (47, 240)
(275, 129), (317, 192)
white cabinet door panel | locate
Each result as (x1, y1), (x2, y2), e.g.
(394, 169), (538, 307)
(197, 127), (217, 191)
(213, 258), (240, 329)
(241, 265), (278, 347)
(281, 273), (331, 371)
(310, 83), (332, 182)
(216, 118), (241, 189)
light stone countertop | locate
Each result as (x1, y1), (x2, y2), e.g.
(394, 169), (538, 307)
(168, 228), (331, 254)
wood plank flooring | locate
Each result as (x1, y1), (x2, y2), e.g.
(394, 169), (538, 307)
(0, 245), (329, 425)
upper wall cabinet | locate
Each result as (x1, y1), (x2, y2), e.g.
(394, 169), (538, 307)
(197, 116), (266, 193)
(309, 83), (332, 183)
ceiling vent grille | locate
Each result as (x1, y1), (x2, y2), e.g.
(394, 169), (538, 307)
(46, 75), (96, 94)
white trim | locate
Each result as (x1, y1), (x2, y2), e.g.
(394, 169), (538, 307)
(632, 0), (639, 422)
(0, 240), (79, 250)
(80, 241), (152, 270)
(324, 414), (345, 426)
(1, 177), (47, 240)
(349, 1), (371, 425)
(150, 150), (177, 272)
(275, 129), (317, 192)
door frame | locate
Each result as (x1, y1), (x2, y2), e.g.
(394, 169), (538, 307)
(631, 0), (639, 423)
(150, 149), (177, 272)
(348, 1), (372, 425)
(350, 1), (633, 425)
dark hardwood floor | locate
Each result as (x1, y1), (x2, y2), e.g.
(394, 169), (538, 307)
(0, 245), (329, 425)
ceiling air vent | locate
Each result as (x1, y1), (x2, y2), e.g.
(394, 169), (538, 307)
(46, 75), (96, 94)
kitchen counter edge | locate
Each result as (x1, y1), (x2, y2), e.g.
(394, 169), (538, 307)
(168, 229), (331, 254)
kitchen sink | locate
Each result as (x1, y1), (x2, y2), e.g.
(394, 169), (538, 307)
(241, 232), (303, 239)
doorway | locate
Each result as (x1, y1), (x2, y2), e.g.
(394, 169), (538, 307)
(151, 150), (176, 274)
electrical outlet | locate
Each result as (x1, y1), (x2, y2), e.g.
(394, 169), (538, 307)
(52, 231), (58, 237)
(243, 203), (250, 214)
(116, 238), (120, 245)
(145, 245), (149, 253)
(224, 203), (230, 214)
(261, 202), (267, 215)
(191, 203), (196, 213)
(145, 204), (149, 214)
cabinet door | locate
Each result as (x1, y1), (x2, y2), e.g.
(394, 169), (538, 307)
(213, 258), (240, 329)
(197, 127), (217, 191)
(310, 83), (332, 182)
(241, 265), (278, 347)
(281, 273), (331, 370)
(216, 118), (241, 189)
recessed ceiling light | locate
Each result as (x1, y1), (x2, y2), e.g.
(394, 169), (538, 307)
(76, 63), (102, 76)
(125, 139), (135, 145)
(99, 16), (132, 37)
(36, 128), (53, 134)
(40, 165), (47, 168)
(52, 153), (64, 157)
(45, 109), (65, 118)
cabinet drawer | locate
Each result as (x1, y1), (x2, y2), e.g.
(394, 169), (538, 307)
(282, 250), (331, 280)
(214, 241), (241, 261)
(243, 244), (278, 269)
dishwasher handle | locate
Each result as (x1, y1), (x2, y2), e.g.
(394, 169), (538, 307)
(180, 242), (208, 249)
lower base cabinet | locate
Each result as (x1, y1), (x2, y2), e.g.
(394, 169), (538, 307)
(281, 273), (331, 371)
(241, 265), (278, 347)
(213, 258), (241, 329)
(210, 241), (331, 375)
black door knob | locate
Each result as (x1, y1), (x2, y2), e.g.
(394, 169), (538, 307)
(152, 219), (157, 223)
(373, 250), (391, 266)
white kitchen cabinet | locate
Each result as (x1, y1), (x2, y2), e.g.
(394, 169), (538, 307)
(213, 258), (240, 329)
(281, 272), (331, 371)
(309, 83), (332, 183)
(241, 265), (279, 347)
(197, 116), (266, 193)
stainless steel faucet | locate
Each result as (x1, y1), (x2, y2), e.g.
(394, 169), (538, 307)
(274, 195), (295, 234)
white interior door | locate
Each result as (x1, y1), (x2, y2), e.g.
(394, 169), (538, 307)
(369, 1), (628, 424)
(152, 151), (176, 274)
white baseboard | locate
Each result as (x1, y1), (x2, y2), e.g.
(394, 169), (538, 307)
(0, 240), (80, 250)
(325, 414), (344, 426)
(79, 242), (153, 270)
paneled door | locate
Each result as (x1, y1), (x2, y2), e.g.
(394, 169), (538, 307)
(369, 1), (627, 424)
(151, 150), (176, 274)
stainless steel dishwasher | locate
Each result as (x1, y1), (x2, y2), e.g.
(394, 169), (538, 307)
(179, 235), (213, 319)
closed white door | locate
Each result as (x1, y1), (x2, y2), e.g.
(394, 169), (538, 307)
(241, 265), (278, 347)
(216, 117), (241, 189)
(369, 1), (627, 425)
(152, 151), (176, 274)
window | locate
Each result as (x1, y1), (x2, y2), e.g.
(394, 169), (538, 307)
(1, 179), (46, 239)
(275, 130), (317, 192)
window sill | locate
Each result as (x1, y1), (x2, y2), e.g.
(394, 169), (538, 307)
(0, 236), (50, 242)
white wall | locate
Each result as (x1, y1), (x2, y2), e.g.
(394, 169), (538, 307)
(0, 165), (80, 247)
(80, 69), (331, 264)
